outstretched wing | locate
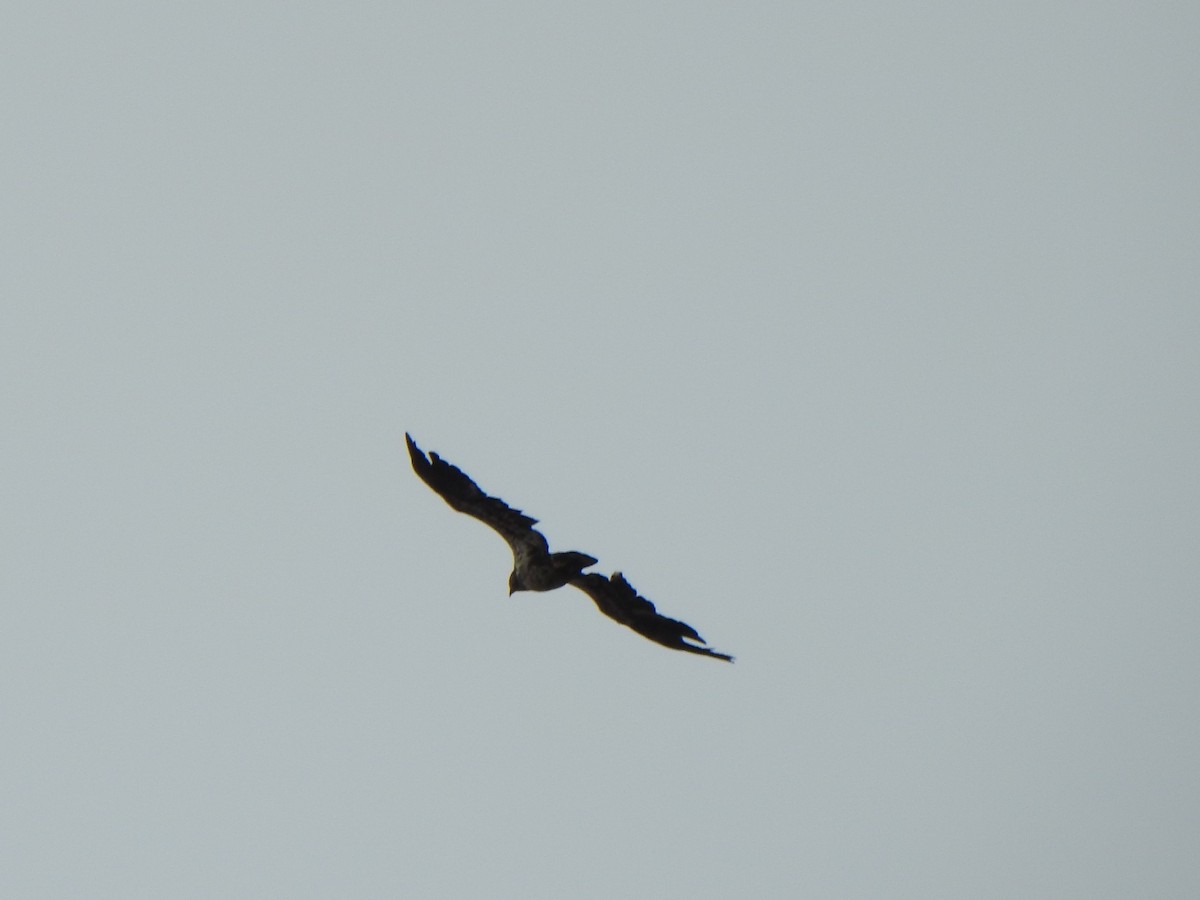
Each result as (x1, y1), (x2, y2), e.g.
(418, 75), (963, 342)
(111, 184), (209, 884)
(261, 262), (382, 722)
(406, 433), (549, 559)
(570, 572), (733, 662)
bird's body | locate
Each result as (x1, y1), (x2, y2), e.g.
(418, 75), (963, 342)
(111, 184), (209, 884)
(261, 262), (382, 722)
(405, 433), (732, 662)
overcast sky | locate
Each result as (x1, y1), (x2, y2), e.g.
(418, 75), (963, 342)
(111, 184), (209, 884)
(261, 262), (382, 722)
(3, 3), (1198, 898)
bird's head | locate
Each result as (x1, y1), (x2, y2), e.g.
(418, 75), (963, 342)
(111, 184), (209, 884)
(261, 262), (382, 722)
(508, 571), (525, 595)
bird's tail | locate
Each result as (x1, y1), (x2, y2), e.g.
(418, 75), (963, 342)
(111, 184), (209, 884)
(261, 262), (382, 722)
(553, 551), (598, 576)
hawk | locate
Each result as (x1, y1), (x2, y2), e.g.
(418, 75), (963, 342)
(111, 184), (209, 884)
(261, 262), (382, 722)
(406, 434), (733, 662)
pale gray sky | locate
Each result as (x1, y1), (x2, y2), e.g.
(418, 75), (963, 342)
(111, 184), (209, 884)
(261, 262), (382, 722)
(3, 3), (1198, 898)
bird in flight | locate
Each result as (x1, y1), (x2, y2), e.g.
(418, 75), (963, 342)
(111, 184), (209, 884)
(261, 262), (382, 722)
(406, 433), (733, 662)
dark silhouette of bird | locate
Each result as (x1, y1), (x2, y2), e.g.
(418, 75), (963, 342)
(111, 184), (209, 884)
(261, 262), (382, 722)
(405, 433), (732, 662)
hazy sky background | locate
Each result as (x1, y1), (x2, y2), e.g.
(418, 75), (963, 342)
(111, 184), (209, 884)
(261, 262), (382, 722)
(3, 3), (1198, 897)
